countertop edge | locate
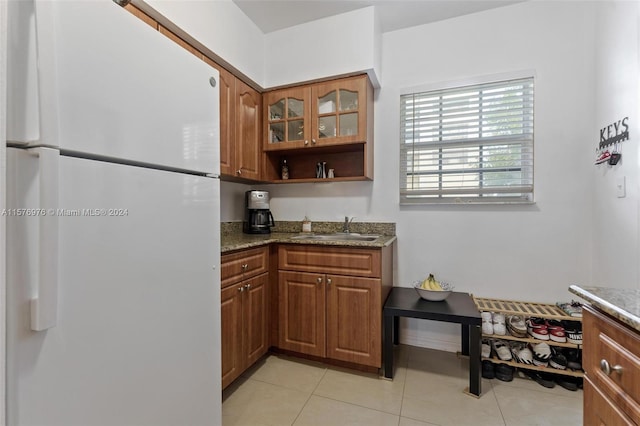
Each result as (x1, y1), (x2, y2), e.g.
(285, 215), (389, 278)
(221, 234), (397, 253)
(569, 284), (640, 333)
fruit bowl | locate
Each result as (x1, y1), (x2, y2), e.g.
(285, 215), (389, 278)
(414, 282), (454, 301)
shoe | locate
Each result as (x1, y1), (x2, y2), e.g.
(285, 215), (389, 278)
(492, 313), (507, 336)
(555, 375), (579, 391)
(546, 319), (567, 343)
(481, 339), (491, 359)
(525, 370), (556, 388)
(563, 348), (582, 371)
(482, 360), (495, 379)
(492, 339), (512, 361)
(507, 315), (527, 338)
(481, 311), (494, 335)
(530, 342), (551, 367)
(527, 317), (549, 340)
(562, 320), (582, 345)
(509, 342), (533, 365)
(595, 150), (611, 165)
(495, 363), (514, 382)
(549, 347), (568, 370)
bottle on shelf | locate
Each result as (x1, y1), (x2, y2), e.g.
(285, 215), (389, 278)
(281, 158), (289, 180)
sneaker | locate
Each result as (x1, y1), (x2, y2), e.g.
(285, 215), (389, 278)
(595, 150), (611, 165)
(524, 370), (556, 388)
(492, 313), (507, 336)
(562, 320), (582, 345)
(506, 315), (527, 338)
(495, 363), (514, 382)
(530, 342), (551, 367)
(555, 375), (579, 391)
(512, 343), (533, 365)
(481, 311), (494, 335)
(527, 317), (549, 340)
(563, 348), (582, 371)
(492, 339), (512, 361)
(546, 319), (567, 343)
(481, 339), (491, 359)
(482, 360), (495, 379)
(549, 347), (568, 370)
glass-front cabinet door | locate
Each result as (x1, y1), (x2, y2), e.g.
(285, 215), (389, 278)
(311, 76), (368, 146)
(263, 87), (311, 150)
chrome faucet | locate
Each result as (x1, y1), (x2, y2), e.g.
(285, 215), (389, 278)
(342, 216), (355, 233)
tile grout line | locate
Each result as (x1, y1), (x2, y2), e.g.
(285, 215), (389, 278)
(289, 366), (330, 426)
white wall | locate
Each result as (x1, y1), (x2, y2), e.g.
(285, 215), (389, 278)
(592, 1), (639, 290)
(144, 0), (264, 84)
(267, 1), (597, 351)
(264, 7), (382, 88)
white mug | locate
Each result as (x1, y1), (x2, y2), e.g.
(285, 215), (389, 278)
(327, 169), (335, 178)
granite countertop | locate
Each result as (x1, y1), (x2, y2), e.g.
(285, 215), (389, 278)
(221, 221), (397, 253)
(569, 284), (640, 332)
(221, 232), (397, 253)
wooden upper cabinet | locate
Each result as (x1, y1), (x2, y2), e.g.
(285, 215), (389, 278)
(311, 76), (369, 146)
(262, 75), (374, 183)
(264, 75), (372, 152)
(123, 4), (158, 30)
(203, 58), (261, 182)
(209, 63), (237, 177)
(158, 25), (203, 59)
(264, 87), (311, 151)
(235, 80), (262, 180)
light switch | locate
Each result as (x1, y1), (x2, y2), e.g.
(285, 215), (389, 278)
(616, 176), (626, 198)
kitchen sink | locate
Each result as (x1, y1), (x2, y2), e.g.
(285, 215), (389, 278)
(290, 233), (380, 242)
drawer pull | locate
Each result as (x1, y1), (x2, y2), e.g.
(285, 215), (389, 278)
(600, 359), (623, 376)
(317, 277), (323, 284)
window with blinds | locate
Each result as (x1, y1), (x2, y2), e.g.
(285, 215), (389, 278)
(400, 77), (534, 204)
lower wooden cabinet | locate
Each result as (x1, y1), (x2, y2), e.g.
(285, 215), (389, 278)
(221, 272), (269, 389)
(278, 271), (327, 358)
(326, 275), (381, 366)
(221, 246), (270, 389)
(584, 376), (635, 425)
(277, 244), (392, 368)
(583, 304), (640, 425)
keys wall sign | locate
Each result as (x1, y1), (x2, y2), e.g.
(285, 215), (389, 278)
(599, 116), (629, 149)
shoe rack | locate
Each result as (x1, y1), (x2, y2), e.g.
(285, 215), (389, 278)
(474, 296), (583, 378)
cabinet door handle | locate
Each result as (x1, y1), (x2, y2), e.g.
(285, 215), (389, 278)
(241, 264), (248, 271)
(326, 278), (332, 286)
(245, 284), (251, 290)
(600, 359), (623, 376)
(304, 140), (309, 145)
(236, 169), (242, 175)
(316, 277), (323, 284)
(238, 286), (244, 292)
(311, 139), (316, 145)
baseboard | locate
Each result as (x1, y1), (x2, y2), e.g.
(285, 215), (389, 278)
(398, 330), (460, 353)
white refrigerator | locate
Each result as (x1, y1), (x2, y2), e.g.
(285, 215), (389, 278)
(6, 1), (222, 425)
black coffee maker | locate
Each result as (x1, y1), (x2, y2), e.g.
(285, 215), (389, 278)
(243, 190), (275, 234)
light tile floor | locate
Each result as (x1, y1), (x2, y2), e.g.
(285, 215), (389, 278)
(222, 345), (583, 426)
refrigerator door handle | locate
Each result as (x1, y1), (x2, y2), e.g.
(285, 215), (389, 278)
(30, 147), (60, 331)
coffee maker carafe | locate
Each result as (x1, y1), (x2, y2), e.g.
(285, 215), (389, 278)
(243, 190), (275, 234)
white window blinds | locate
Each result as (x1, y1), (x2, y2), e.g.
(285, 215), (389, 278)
(400, 77), (534, 204)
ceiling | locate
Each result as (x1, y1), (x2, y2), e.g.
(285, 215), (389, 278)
(233, 0), (526, 34)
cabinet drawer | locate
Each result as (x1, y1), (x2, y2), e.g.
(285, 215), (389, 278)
(221, 246), (269, 288)
(584, 305), (640, 423)
(278, 245), (381, 278)
(584, 376), (635, 426)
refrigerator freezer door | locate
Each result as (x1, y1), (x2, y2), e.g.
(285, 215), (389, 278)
(7, 150), (221, 425)
(32, 1), (219, 175)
